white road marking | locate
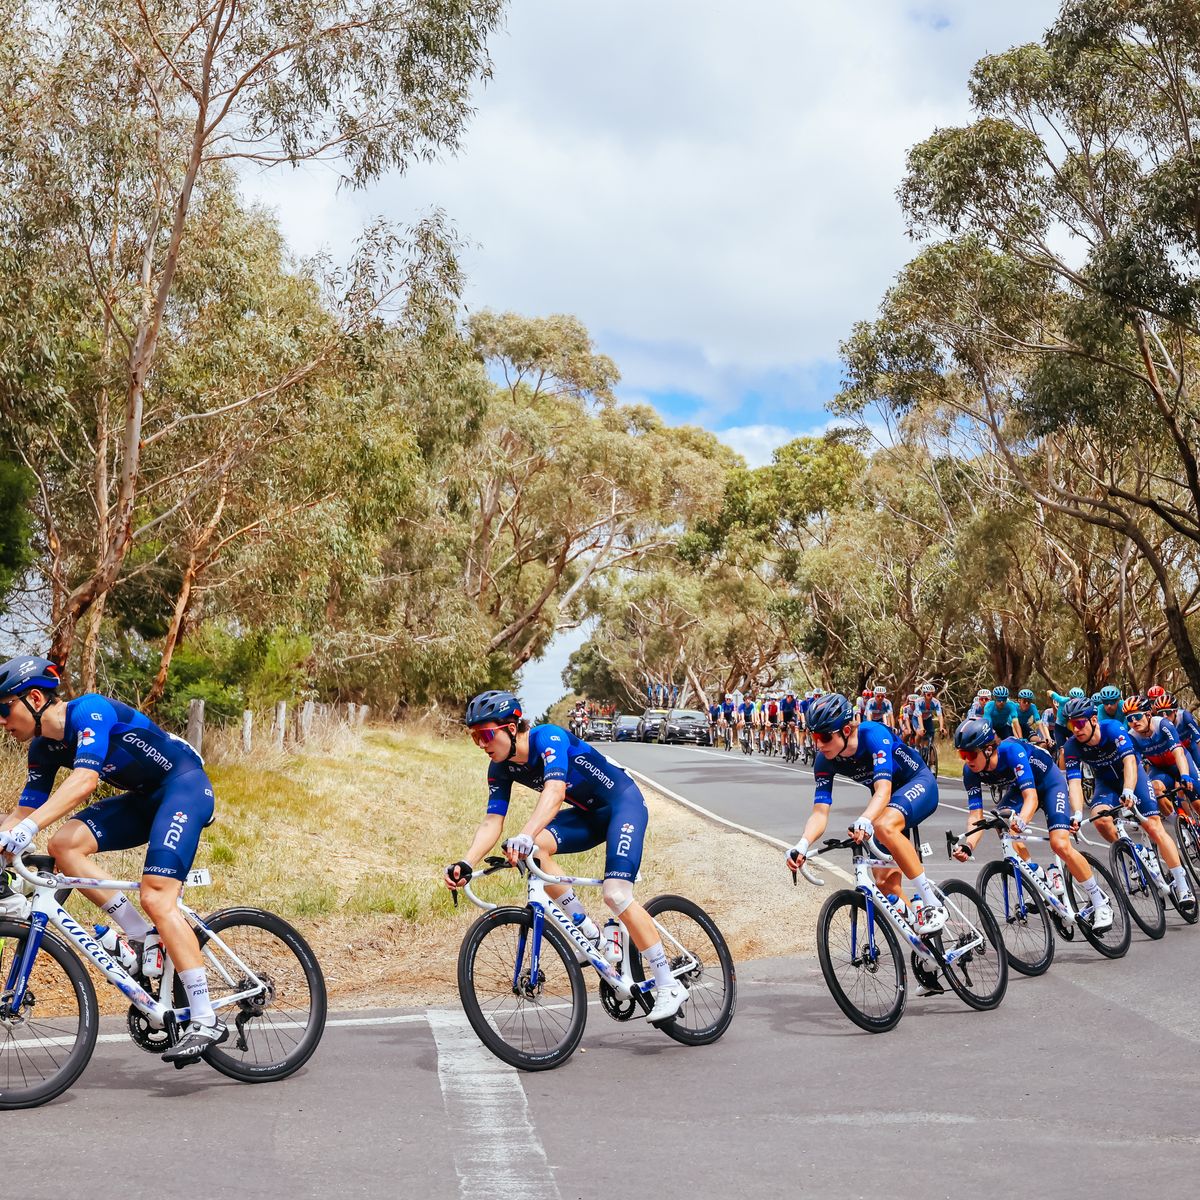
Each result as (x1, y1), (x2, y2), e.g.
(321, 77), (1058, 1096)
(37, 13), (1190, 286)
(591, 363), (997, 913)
(426, 1008), (561, 1200)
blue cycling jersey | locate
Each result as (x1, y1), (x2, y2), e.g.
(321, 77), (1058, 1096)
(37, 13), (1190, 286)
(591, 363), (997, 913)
(486, 724), (633, 816)
(781, 697), (798, 717)
(1172, 707), (1200, 750)
(799, 698), (811, 715)
(983, 700), (1019, 735)
(722, 700), (735, 718)
(964, 741), (1065, 811)
(864, 699), (893, 722)
(1015, 704), (1040, 738)
(708, 704), (721, 720)
(1064, 718), (1138, 789)
(1127, 717), (1186, 770)
(739, 701), (755, 719)
(813, 720), (925, 804)
(1050, 692), (1072, 729)
(21, 694), (203, 807)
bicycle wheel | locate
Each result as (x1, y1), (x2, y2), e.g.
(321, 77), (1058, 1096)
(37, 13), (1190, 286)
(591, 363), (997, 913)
(1065, 853), (1131, 958)
(927, 741), (939, 775)
(1156, 848), (1200, 924)
(816, 890), (906, 1033)
(976, 859), (1054, 976)
(457, 906), (587, 1070)
(628, 894), (736, 1046)
(189, 907), (327, 1083)
(0, 919), (98, 1109)
(1171, 813), (1200, 891)
(1109, 842), (1166, 939)
(931, 879), (1008, 1010)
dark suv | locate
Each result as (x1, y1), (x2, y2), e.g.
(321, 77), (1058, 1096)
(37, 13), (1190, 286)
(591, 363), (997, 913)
(659, 708), (709, 744)
(636, 708), (670, 741)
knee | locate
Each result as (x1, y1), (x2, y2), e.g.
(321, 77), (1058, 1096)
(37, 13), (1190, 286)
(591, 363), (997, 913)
(139, 879), (179, 922)
(602, 877), (634, 917)
(875, 809), (903, 836)
(47, 822), (92, 859)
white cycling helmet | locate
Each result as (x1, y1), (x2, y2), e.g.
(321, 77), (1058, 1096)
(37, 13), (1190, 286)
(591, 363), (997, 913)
(873, 685), (886, 696)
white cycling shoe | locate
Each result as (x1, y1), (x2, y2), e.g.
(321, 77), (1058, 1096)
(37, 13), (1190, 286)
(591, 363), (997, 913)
(647, 980), (689, 1025)
(915, 904), (948, 936)
(1090, 901), (1114, 932)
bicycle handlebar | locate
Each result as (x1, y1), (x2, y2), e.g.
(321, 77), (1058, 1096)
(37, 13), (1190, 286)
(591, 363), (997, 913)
(3, 849), (59, 890)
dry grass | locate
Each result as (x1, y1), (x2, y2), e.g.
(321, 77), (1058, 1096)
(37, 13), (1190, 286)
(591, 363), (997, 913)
(2, 726), (822, 1009)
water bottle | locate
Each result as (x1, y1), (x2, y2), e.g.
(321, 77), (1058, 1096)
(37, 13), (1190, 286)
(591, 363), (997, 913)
(1046, 863), (1065, 896)
(142, 930), (164, 980)
(910, 896), (924, 926)
(602, 918), (623, 964)
(94, 925), (139, 974)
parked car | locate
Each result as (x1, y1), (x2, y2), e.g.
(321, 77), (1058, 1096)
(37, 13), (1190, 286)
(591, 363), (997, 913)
(636, 708), (670, 741)
(659, 708), (709, 744)
(586, 717), (613, 742)
(613, 715), (640, 742)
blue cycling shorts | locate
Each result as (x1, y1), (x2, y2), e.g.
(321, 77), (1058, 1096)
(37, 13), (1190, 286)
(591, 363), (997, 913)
(545, 783), (648, 882)
(1090, 771), (1157, 818)
(1004, 782), (1072, 831)
(74, 765), (215, 881)
(885, 770), (939, 831)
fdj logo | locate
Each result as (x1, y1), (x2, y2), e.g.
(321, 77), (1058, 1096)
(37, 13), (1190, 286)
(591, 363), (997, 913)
(163, 814), (188, 850)
(617, 822), (636, 857)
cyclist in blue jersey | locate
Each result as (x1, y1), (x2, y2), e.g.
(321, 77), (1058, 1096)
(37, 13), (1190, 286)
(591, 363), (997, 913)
(785, 693), (946, 934)
(950, 718), (1113, 930)
(780, 690), (798, 730)
(1061, 696), (1195, 914)
(444, 691), (688, 1024)
(1125, 697), (1197, 807)
(1095, 685), (1126, 729)
(983, 686), (1020, 740)
(707, 699), (722, 746)
(1049, 686), (1085, 752)
(0, 655), (225, 1062)
(1015, 689), (1047, 742)
(1154, 692), (1200, 753)
(864, 685), (894, 731)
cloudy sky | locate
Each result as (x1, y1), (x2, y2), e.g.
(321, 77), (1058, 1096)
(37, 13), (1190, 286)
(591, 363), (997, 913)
(242, 0), (1061, 712)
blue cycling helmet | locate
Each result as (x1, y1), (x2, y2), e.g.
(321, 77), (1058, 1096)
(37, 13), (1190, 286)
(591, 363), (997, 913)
(954, 718), (997, 752)
(1063, 695), (1096, 722)
(806, 692), (853, 734)
(1097, 685), (1121, 704)
(1017, 688), (1035, 701)
(992, 686), (1009, 702)
(464, 690), (523, 727)
(0, 656), (61, 697)
(1068, 687), (1086, 700)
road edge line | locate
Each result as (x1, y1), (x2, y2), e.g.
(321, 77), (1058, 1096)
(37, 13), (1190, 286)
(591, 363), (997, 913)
(613, 760), (855, 884)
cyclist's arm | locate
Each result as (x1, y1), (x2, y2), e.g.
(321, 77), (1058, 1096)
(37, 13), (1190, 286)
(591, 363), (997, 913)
(0, 806), (37, 833)
(860, 779), (894, 825)
(795, 802), (831, 851)
(518, 780), (567, 843)
(1014, 784), (1039, 829)
(462, 813), (505, 867)
(15, 768), (100, 832)
(1173, 745), (1193, 779)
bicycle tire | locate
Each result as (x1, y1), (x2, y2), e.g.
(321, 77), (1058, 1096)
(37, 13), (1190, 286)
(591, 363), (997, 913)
(1109, 842), (1166, 939)
(1156, 846), (1200, 924)
(816, 890), (906, 1033)
(930, 879), (1008, 1010)
(0, 917), (98, 1109)
(457, 905), (587, 1070)
(1171, 813), (1200, 892)
(1065, 853), (1131, 958)
(628, 894), (736, 1046)
(975, 859), (1054, 976)
(190, 907), (327, 1083)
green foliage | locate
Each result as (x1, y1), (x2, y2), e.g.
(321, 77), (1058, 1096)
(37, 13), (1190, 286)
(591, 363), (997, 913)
(0, 458), (34, 606)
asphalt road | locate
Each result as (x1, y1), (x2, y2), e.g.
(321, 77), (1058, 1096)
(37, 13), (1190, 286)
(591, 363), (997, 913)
(13, 742), (1200, 1199)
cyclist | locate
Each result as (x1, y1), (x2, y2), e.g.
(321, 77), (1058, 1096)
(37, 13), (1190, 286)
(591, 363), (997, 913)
(720, 691), (736, 749)
(784, 693), (946, 934)
(968, 688), (991, 719)
(951, 718), (1113, 931)
(1061, 695), (1196, 915)
(0, 655), (225, 1062)
(738, 692), (756, 751)
(1048, 686), (1086, 765)
(983, 686), (1021, 740)
(854, 689), (872, 723)
(864, 685), (894, 731)
(1016, 688), (1048, 743)
(780, 690), (799, 749)
(707, 697), (722, 746)
(1095, 685), (1126, 729)
(444, 691), (688, 1024)
(1125, 695), (1197, 814)
(765, 694), (781, 752)
(898, 694), (918, 745)
(1155, 692), (1200, 754)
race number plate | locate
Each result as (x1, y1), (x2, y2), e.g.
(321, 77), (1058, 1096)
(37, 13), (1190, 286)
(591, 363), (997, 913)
(919, 842), (933, 858)
(186, 868), (212, 887)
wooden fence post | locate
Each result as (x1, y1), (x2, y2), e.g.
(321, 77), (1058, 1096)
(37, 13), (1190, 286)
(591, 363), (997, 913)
(299, 699), (315, 742)
(186, 698), (205, 754)
(274, 701), (287, 750)
(241, 710), (253, 753)
(356, 704), (368, 727)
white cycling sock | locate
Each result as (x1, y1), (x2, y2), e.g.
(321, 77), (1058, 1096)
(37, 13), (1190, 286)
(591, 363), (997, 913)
(1170, 865), (1189, 890)
(178, 967), (216, 1024)
(908, 872), (940, 907)
(101, 893), (152, 940)
(559, 889), (585, 921)
(1082, 876), (1104, 902)
(644, 941), (674, 989)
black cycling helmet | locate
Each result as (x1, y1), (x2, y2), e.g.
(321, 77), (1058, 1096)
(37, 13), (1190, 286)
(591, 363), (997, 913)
(1063, 695), (1096, 722)
(806, 692), (853, 734)
(464, 690), (522, 727)
(0, 656), (61, 697)
(954, 718), (997, 752)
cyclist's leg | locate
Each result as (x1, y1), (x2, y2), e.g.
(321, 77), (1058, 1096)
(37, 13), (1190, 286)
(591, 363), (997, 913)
(1131, 779), (1184, 871)
(47, 792), (157, 911)
(874, 775), (939, 907)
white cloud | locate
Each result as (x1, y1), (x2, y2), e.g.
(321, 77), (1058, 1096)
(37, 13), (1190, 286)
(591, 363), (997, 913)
(719, 424), (797, 468)
(240, 1), (1061, 414)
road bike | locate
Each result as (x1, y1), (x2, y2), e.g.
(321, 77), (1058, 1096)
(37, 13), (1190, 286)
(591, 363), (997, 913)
(951, 810), (1130, 975)
(721, 721), (732, 752)
(739, 724), (753, 755)
(0, 850), (327, 1110)
(454, 852), (735, 1070)
(1092, 804), (1198, 938)
(784, 723), (800, 764)
(796, 835), (1007, 1033)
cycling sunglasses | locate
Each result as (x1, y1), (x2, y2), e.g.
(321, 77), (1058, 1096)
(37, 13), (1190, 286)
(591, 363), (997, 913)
(811, 727), (846, 745)
(0, 698), (15, 718)
(1068, 716), (1095, 730)
(469, 724), (513, 747)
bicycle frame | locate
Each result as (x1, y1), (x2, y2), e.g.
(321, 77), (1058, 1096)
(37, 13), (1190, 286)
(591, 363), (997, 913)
(3, 853), (266, 1031)
(462, 856), (699, 1002)
(989, 825), (1089, 926)
(1106, 808), (1171, 897)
